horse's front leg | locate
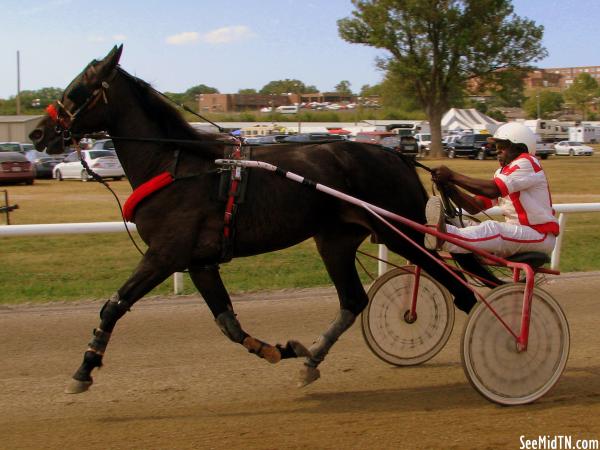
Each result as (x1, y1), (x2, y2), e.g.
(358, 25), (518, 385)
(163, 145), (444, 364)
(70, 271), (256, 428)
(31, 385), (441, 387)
(66, 250), (174, 394)
(188, 265), (311, 363)
(298, 228), (369, 387)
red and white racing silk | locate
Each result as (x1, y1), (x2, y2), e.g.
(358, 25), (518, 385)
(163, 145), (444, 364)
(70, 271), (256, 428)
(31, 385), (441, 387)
(443, 153), (559, 257)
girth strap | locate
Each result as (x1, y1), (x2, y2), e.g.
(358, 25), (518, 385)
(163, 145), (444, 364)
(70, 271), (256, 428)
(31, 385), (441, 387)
(219, 143), (251, 262)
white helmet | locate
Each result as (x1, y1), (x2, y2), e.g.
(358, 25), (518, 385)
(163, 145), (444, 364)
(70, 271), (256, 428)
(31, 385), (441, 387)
(490, 122), (536, 154)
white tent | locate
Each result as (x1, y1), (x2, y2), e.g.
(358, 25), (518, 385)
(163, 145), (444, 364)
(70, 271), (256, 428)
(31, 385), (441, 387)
(441, 108), (501, 133)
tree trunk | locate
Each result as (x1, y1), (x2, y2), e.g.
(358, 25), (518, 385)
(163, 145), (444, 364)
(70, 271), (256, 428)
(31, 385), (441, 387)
(427, 107), (444, 159)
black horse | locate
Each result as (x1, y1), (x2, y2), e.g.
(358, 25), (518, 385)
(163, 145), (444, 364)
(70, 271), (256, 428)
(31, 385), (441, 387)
(30, 46), (479, 393)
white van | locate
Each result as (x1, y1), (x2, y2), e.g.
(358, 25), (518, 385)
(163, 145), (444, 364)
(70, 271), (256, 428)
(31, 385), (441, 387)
(276, 105), (300, 114)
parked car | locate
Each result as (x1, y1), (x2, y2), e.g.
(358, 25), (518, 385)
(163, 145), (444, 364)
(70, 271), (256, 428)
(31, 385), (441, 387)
(0, 142), (35, 153)
(442, 134), (462, 150)
(23, 149), (64, 178)
(445, 133), (495, 159)
(53, 150), (124, 181)
(244, 135), (290, 145)
(90, 139), (115, 150)
(282, 133), (346, 143)
(353, 131), (396, 145)
(0, 149), (35, 185)
(380, 135), (419, 156)
(553, 141), (594, 156)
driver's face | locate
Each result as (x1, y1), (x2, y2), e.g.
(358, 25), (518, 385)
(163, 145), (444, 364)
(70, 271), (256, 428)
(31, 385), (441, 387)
(496, 141), (517, 166)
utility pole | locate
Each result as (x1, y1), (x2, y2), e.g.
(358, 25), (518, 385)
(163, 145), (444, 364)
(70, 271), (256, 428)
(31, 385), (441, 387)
(16, 50), (21, 115)
(536, 90), (540, 119)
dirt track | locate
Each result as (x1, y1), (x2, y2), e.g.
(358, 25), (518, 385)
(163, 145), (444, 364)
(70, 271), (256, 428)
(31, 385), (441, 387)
(1, 274), (599, 450)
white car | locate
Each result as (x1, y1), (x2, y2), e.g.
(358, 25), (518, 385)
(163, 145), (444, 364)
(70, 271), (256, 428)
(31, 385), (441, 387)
(554, 141), (594, 156)
(53, 150), (124, 181)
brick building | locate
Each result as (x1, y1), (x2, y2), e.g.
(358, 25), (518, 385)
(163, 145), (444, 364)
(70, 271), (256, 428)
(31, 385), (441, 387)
(198, 93), (299, 113)
(198, 92), (356, 113)
(527, 66), (600, 89)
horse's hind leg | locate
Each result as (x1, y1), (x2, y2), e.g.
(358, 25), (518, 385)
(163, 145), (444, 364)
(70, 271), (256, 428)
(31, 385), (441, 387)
(188, 265), (310, 363)
(300, 225), (370, 387)
(66, 251), (174, 394)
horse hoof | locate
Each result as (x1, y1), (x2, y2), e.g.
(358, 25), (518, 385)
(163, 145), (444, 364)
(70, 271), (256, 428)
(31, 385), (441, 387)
(297, 365), (320, 388)
(288, 340), (311, 358)
(64, 379), (93, 394)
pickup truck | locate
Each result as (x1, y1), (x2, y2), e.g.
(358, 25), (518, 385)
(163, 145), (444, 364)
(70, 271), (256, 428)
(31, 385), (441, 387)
(445, 133), (495, 159)
(534, 142), (556, 159)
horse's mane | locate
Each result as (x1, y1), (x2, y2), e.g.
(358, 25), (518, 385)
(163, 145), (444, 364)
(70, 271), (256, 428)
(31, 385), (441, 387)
(117, 67), (226, 146)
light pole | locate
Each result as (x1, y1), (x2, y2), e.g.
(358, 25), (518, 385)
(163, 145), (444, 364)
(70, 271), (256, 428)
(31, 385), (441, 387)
(536, 90), (541, 119)
(16, 50), (21, 115)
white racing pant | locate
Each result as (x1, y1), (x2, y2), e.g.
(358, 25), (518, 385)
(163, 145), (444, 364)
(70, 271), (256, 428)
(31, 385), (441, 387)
(442, 221), (556, 258)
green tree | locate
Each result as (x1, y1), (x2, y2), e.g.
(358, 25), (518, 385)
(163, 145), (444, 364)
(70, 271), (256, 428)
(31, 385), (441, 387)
(185, 84), (219, 96)
(334, 80), (353, 95)
(238, 88), (258, 95)
(522, 90), (564, 119)
(259, 79), (318, 95)
(338, 0), (546, 157)
(563, 73), (600, 120)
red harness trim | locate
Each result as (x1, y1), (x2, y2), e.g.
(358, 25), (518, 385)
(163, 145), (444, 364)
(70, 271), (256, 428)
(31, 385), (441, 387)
(123, 172), (174, 222)
(223, 141), (243, 239)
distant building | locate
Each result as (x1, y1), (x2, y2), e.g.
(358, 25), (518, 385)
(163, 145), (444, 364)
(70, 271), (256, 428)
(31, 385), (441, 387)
(198, 92), (357, 113)
(527, 66), (600, 89)
(0, 115), (44, 143)
(198, 93), (297, 113)
(523, 69), (562, 89)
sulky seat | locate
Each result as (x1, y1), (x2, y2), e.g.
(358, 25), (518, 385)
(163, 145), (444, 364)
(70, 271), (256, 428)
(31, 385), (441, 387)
(506, 252), (551, 268)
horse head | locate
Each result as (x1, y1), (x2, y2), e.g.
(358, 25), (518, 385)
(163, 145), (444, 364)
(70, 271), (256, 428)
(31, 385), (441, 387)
(29, 45), (123, 154)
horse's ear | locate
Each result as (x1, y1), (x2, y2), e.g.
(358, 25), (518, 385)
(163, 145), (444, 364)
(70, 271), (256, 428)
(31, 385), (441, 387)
(86, 45), (123, 85)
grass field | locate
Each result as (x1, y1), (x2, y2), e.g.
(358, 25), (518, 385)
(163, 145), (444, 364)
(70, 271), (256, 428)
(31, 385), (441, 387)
(1, 151), (599, 304)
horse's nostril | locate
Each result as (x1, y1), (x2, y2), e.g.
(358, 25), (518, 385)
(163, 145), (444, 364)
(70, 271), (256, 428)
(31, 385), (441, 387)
(30, 128), (43, 142)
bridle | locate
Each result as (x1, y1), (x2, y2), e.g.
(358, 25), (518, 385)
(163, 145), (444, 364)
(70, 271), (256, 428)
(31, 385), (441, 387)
(45, 63), (114, 146)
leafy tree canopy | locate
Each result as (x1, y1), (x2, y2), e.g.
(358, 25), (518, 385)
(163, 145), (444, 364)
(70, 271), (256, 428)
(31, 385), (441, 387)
(338, 0), (546, 156)
(185, 84), (219, 96)
(523, 90), (564, 119)
(259, 79), (318, 95)
(563, 73), (600, 119)
(238, 88), (258, 95)
(334, 80), (353, 96)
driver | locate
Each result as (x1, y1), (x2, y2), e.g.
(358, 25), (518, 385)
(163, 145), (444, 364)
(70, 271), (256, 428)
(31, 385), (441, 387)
(424, 122), (559, 258)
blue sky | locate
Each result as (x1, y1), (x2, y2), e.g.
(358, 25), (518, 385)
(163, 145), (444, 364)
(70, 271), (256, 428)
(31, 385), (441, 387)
(0, 0), (598, 99)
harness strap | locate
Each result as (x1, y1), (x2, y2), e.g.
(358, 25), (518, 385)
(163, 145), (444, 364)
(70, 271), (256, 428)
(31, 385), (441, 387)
(221, 140), (247, 262)
(122, 172), (175, 222)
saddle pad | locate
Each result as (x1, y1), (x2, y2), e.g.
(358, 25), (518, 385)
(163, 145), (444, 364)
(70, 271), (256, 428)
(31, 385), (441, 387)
(123, 172), (174, 222)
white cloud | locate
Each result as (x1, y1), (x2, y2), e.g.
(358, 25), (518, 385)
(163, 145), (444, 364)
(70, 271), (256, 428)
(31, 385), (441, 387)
(112, 34), (127, 41)
(201, 25), (255, 44)
(166, 32), (200, 45)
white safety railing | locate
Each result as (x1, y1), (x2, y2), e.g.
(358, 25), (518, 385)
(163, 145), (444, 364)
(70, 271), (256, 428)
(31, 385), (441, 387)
(1, 203), (599, 292)
(377, 203), (600, 274)
(0, 221), (183, 295)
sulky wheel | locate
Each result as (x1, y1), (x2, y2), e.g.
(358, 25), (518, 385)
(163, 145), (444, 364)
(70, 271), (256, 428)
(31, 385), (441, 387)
(362, 266), (454, 366)
(461, 283), (570, 405)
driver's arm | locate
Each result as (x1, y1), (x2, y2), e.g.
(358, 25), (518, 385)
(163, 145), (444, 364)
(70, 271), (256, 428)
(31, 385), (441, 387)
(445, 185), (489, 215)
(432, 166), (501, 199)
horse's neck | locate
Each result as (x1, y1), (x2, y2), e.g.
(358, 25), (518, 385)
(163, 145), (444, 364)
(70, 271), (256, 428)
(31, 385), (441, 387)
(107, 103), (210, 189)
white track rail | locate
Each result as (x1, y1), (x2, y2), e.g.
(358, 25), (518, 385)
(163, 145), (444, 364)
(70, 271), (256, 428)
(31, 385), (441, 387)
(1, 204), (599, 291)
